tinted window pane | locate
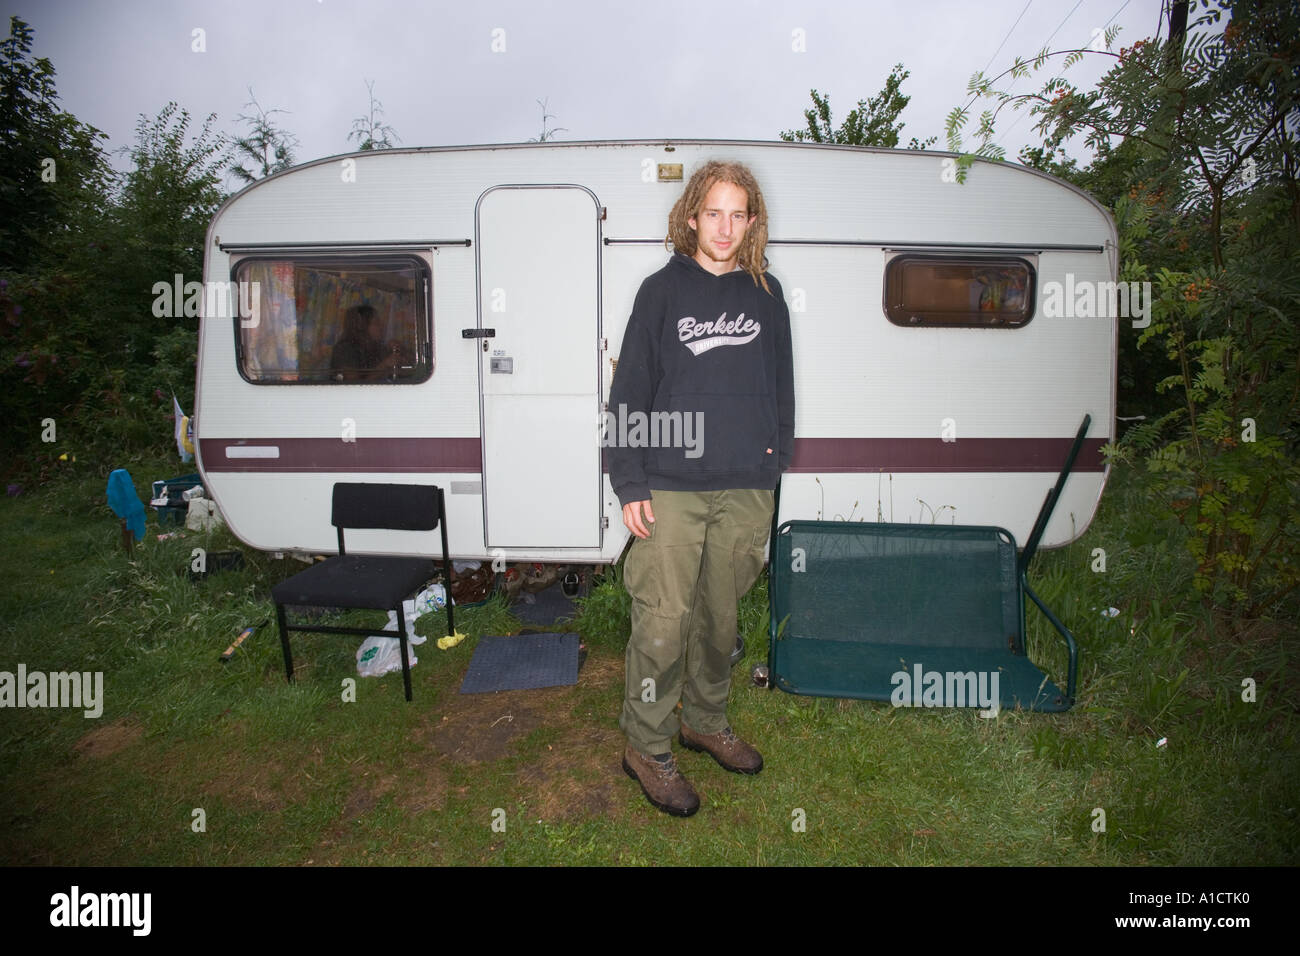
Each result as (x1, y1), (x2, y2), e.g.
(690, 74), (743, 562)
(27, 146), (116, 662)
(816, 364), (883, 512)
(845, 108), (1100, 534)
(885, 256), (1034, 328)
(235, 257), (431, 383)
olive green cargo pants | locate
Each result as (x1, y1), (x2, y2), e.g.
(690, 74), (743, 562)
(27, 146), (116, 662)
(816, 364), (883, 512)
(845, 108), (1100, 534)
(620, 488), (774, 756)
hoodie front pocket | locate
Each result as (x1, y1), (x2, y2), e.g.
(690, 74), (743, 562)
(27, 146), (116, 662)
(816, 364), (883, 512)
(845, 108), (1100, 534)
(650, 392), (774, 475)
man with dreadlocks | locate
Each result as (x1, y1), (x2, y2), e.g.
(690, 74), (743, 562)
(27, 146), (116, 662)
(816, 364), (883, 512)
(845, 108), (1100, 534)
(609, 160), (795, 817)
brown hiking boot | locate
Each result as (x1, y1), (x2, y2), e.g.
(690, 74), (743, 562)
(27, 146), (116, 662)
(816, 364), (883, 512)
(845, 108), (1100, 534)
(622, 746), (700, 817)
(679, 723), (763, 775)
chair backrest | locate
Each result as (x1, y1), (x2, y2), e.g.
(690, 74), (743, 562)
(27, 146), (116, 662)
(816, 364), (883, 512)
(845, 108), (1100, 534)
(331, 483), (442, 532)
(771, 520), (1022, 652)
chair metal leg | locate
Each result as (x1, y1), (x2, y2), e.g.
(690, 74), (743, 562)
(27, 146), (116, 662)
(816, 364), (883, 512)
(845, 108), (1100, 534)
(396, 605), (413, 702)
(275, 603), (295, 683)
(439, 500), (455, 639)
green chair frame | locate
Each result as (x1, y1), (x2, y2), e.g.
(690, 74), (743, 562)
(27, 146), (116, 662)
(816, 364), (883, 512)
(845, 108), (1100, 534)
(766, 416), (1090, 712)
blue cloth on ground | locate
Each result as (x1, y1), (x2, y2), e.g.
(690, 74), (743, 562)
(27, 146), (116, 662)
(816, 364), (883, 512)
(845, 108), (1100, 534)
(107, 469), (146, 541)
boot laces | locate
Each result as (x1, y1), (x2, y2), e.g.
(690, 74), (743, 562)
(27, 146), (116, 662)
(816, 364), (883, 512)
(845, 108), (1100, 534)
(654, 755), (680, 778)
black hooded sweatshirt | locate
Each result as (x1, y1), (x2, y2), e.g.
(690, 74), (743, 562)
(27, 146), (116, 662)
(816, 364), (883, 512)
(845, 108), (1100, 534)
(607, 253), (795, 506)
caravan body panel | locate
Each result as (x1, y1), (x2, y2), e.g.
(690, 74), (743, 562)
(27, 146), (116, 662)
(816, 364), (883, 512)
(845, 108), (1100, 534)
(197, 140), (1118, 561)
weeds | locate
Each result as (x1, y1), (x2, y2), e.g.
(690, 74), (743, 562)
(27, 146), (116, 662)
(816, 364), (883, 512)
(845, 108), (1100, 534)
(0, 454), (1295, 865)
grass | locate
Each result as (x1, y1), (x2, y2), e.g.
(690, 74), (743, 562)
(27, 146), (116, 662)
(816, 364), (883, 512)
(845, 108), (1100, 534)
(0, 452), (1296, 866)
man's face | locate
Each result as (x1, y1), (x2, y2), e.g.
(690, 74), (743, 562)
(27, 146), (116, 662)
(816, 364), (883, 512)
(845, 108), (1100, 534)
(688, 180), (755, 275)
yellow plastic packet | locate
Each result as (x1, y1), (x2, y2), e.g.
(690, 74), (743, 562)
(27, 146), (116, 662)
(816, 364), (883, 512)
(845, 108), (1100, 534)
(436, 631), (467, 650)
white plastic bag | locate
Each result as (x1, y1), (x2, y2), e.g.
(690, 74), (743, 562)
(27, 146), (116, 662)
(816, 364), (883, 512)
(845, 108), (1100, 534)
(354, 585), (446, 677)
(390, 605), (428, 645)
(185, 496), (224, 532)
(355, 599), (433, 677)
(356, 634), (418, 677)
(413, 583), (449, 615)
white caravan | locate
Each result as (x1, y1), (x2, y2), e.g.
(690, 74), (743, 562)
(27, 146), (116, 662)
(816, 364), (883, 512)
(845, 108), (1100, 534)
(195, 140), (1119, 562)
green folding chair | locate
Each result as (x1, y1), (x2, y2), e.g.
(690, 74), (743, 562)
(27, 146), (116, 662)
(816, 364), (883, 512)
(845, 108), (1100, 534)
(766, 416), (1089, 713)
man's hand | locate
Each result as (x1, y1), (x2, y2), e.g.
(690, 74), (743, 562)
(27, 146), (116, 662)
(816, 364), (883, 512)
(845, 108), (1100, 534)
(622, 499), (655, 539)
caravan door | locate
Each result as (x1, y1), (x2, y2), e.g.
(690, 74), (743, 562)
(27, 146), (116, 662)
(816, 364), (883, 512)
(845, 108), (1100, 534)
(474, 185), (603, 550)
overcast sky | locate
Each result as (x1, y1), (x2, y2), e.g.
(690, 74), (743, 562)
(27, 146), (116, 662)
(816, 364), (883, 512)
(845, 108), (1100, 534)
(13, 0), (1171, 182)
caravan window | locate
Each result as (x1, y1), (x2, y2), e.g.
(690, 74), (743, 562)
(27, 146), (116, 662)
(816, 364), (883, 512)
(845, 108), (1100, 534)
(233, 257), (431, 384)
(884, 256), (1034, 328)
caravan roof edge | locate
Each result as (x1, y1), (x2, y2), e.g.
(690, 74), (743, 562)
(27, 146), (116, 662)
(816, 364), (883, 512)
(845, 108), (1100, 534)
(204, 139), (1117, 255)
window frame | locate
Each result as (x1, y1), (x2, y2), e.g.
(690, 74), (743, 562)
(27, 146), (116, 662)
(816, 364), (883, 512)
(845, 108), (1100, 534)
(883, 253), (1037, 329)
(231, 253), (434, 386)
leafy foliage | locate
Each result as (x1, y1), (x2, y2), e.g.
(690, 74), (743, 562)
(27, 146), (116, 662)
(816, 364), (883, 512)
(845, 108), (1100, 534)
(228, 89), (299, 185)
(782, 64), (936, 149)
(348, 79), (401, 151)
(949, 0), (1299, 616)
(527, 97), (567, 143)
(0, 17), (113, 274)
(1, 18), (227, 475)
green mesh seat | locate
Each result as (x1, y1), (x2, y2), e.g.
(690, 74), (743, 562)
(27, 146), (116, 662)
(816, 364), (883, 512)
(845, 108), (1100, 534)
(766, 416), (1089, 713)
(768, 522), (1073, 711)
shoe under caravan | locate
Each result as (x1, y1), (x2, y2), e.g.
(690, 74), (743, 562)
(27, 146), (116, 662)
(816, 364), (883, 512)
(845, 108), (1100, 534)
(195, 139), (1119, 562)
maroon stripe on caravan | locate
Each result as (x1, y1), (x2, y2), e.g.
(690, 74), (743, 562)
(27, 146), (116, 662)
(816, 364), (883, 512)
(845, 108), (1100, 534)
(201, 436), (1106, 474)
(788, 437), (1107, 473)
(199, 438), (483, 473)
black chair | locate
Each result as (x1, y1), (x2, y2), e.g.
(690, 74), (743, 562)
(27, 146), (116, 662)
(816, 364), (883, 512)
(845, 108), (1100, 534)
(271, 483), (455, 701)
